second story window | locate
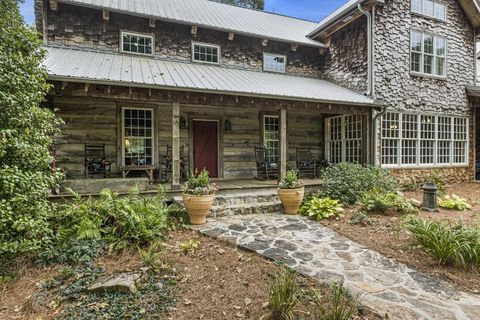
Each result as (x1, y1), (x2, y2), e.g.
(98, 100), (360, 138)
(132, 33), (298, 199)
(263, 53), (287, 73)
(411, 31), (446, 77)
(411, 0), (447, 21)
(192, 42), (220, 64)
(121, 32), (153, 55)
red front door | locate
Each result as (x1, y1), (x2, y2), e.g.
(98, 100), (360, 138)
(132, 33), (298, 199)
(192, 120), (218, 178)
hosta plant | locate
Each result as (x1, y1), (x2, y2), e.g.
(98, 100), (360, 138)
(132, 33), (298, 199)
(439, 195), (471, 211)
(299, 197), (344, 221)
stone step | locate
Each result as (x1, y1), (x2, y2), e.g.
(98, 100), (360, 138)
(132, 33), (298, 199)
(211, 201), (283, 218)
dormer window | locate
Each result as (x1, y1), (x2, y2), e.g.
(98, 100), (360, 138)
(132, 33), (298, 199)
(411, 0), (447, 21)
(192, 42), (220, 64)
(121, 32), (153, 55)
(263, 53), (287, 73)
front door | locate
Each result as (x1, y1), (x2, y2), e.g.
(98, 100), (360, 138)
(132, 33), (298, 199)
(192, 120), (218, 178)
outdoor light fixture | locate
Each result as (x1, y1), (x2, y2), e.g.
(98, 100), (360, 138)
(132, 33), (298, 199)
(180, 116), (188, 129)
(224, 119), (232, 132)
(422, 182), (439, 212)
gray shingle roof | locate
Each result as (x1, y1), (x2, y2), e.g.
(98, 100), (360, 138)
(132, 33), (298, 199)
(43, 46), (375, 106)
(56, 0), (325, 47)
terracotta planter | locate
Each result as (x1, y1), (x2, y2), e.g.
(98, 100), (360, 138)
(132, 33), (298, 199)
(183, 194), (215, 225)
(278, 187), (305, 215)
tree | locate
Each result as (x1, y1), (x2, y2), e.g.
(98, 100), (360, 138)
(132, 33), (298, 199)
(0, 0), (63, 257)
(218, 0), (265, 10)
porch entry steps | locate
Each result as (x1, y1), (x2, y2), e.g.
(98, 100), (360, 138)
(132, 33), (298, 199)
(174, 189), (282, 217)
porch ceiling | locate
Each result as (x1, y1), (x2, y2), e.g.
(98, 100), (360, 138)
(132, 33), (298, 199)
(43, 46), (377, 107)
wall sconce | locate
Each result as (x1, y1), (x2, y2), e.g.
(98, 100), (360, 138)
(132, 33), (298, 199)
(180, 116), (188, 129)
(224, 119), (232, 132)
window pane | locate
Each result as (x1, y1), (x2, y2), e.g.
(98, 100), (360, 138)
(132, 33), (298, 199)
(123, 108), (154, 166)
(264, 53), (286, 73)
(435, 57), (445, 76)
(264, 116), (279, 165)
(423, 35), (434, 54)
(411, 52), (421, 72)
(435, 37), (445, 56)
(192, 43), (220, 64)
(434, 3), (446, 20)
(423, 0), (434, 16)
(411, 0), (422, 13)
(423, 55), (433, 74)
(122, 33), (153, 55)
(411, 31), (422, 52)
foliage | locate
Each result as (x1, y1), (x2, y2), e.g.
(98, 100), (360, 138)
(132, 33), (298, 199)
(269, 266), (298, 320)
(349, 211), (377, 226)
(50, 187), (170, 251)
(300, 197), (344, 221)
(406, 216), (480, 268)
(0, 0), (64, 257)
(179, 238), (200, 255)
(183, 169), (218, 195)
(358, 189), (418, 215)
(218, 0), (265, 10)
(401, 178), (419, 192)
(439, 195), (472, 211)
(37, 239), (103, 266)
(139, 241), (164, 273)
(424, 171), (446, 193)
(308, 283), (357, 320)
(319, 163), (398, 205)
(279, 170), (303, 189)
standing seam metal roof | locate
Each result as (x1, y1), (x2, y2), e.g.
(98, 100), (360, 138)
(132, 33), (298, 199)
(56, 0), (325, 47)
(43, 46), (375, 106)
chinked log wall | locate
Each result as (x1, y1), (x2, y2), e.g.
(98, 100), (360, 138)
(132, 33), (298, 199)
(51, 83), (372, 179)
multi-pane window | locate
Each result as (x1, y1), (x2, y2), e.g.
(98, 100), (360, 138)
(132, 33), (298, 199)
(121, 32), (153, 55)
(411, 0), (447, 21)
(326, 115), (363, 164)
(263, 115), (279, 165)
(192, 42), (220, 64)
(263, 53), (287, 73)
(381, 113), (468, 167)
(411, 31), (446, 77)
(123, 108), (154, 166)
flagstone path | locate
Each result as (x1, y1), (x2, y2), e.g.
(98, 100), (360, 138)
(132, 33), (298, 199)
(191, 214), (480, 320)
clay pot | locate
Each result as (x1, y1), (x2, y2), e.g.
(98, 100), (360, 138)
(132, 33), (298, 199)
(183, 194), (215, 225)
(278, 187), (305, 215)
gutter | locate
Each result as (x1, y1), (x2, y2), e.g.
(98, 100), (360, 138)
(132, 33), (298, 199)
(358, 3), (373, 97)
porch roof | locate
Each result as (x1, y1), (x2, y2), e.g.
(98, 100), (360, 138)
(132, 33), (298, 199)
(43, 46), (376, 106)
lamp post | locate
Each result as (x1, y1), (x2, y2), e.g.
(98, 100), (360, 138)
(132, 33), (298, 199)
(422, 183), (439, 212)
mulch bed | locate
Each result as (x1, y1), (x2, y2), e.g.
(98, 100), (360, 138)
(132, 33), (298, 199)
(320, 183), (480, 294)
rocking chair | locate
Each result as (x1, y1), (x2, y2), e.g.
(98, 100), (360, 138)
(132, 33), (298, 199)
(254, 146), (278, 180)
(159, 145), (187, 182)
(84, 144), (112, 178)
(296, 146), (316, 179)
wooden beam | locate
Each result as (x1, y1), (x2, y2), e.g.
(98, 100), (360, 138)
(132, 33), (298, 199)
(49, 0), (58, 11)
(228, 32), (235, 41)
(84, 83), (90, 93)
(149, 19), (156, 28)
(191, 26), (198, 37)
(291, 43), (299, 52)
(102, 10), (109, 21)
(61, 81), (68, 90)
(172, 102), (181, 189)
(261, 39), (268, 47)
(279, 108), (287, 181)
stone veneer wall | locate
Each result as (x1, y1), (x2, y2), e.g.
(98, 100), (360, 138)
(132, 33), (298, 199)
(35, 1), (322, 77)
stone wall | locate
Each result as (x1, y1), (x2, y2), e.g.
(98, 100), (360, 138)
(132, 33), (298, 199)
(36, 1), (322, 77)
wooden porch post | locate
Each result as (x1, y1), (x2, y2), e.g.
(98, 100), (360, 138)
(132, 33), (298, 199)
(279, 107), (287, 180)
(172, 102), (181, 189)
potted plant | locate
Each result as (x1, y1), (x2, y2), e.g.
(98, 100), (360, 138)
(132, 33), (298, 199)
(182, 169), (218, 225)
(278, 170), (304, 215)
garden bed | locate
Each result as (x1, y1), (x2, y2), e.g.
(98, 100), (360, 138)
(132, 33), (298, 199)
(320, 183), (480, 294)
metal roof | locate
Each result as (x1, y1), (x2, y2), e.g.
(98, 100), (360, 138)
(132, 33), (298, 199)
(43, 46), (375, 106)
(56, 0), (325, 48)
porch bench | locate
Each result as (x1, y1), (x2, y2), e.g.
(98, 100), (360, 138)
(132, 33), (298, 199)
(120, 165), (156, 183)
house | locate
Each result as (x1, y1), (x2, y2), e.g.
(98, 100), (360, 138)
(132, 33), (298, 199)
(34, 0), (480, 192)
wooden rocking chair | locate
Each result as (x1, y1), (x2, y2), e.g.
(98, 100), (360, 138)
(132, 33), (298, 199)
(254, 146), (278, 180)
(84, 144), (112, 178)
(296, 146), (316, 179)
(159, 145), (187, 182)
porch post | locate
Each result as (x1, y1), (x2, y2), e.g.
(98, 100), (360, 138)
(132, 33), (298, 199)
(279, 107), (287, 180)
(172, 102), (181, 189)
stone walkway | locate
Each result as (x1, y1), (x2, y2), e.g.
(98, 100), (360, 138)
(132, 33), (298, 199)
(191, 214), (480, 320)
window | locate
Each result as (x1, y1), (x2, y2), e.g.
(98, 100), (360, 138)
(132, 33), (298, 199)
(381, 113), (468, 167)
(263, 115), (279, 165)
(326, 115), (363, 164)
(121, 32), (153, 55)
(123, 108), (154, 166)
(411, 31), (446, 77)
(263, 53), (287, 73)
(192, 42), (220, 64)
(411, 0), (447, 21)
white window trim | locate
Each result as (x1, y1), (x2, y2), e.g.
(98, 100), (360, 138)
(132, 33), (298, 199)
(381, 112), (469, 169)
(120, 31), (155, 56)
(263, 52), (287, 73)
(410, 30), (447, 79)
(411, 0), (447, 22)
(122, 107), (155, 167)
(263, 114), (280, 164)
(325, 115), (363, 164)
(191, 41), (221, 65)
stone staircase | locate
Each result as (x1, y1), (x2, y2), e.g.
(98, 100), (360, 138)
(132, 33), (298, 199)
(174, 188), (283, 217)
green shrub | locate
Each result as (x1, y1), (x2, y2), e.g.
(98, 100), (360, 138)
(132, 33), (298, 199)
(319, 163), (398, 205)
(51, 187), (170, 250)
(358, 189), (418, 215)
(439, 195), (472, 211)
(349, 211), (377, 226)
(139, 241), (164, 273)
(179, 238), (200, 255)
(406, 216), (480, 268)
(300, 197), (344, 221)
(424, 171), (446, 193)
(309, 283), (357, 320)
(279, 170), (303, 189)
(37, 239), (102, 266)
(269, 267), (298, 320)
